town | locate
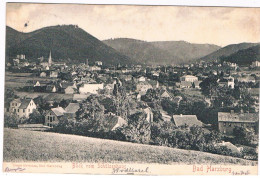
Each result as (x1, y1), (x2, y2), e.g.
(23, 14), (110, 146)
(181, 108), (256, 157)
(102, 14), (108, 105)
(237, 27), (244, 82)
(4, 50), (259, 161)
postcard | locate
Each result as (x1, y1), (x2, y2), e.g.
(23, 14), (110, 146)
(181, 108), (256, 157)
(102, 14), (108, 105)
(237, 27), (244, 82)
(2, 2), (259, 175)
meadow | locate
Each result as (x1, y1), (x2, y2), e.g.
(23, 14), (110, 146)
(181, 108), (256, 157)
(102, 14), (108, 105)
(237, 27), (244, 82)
(3, 128), (257, 165)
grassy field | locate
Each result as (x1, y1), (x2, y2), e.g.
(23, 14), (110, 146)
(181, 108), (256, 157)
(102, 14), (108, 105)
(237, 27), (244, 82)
(3, 128), (257, 165)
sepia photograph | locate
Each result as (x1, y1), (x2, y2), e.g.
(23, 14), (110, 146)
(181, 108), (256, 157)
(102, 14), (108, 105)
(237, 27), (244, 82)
(1, 0), (260, 175)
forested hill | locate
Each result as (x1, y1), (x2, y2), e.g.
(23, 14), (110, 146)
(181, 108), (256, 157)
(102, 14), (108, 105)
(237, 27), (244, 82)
(6, 25), (134, 65)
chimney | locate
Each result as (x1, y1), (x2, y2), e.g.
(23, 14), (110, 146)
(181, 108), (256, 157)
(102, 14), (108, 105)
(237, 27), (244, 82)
(180, 114), (183, 117)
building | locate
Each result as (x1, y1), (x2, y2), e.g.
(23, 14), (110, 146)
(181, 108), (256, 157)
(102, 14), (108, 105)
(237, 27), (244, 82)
(40, 72), (47, 77)
(64, 86), (76, 94)
(7, 98), (37, 118)
(64, 103), (80, 119)
(251, 61), (260, 68)
(143, 107), (153, 123)
(89, 66), (101, 71)
(136, 82), (153, 95)
(95, 61), (103, 66)
(79, 83), (104, 94)
(218, 76), (235, 89)
(180, 75), (198, 82)
(104, 114), (127, 131)
(237, 75), (256, 83)
(48, 51), (52, 66)
(218, 111), (259, 136)
(45, 106), (66, 127)
(172, 115), (203, 127)
(50, 71), (58, 78)
(46, 85), (57, 93)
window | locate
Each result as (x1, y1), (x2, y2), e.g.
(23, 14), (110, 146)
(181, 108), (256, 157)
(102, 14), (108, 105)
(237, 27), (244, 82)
(28, 109), (30, 112)
(50, 117), (52, 122)
(23, 109), (25, 113)
(15, 103), (17, 106)
(18, 109), (19, 112)
(53, 117), (55, 121)
(229, 123), (232, 127)
(14, 109), (16, 112)
(48, 116), (49, 120)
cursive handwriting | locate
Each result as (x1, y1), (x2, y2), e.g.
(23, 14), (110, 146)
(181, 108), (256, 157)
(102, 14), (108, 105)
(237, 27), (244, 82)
(112, 167), (149, 174)
(5, 167), (26, 172)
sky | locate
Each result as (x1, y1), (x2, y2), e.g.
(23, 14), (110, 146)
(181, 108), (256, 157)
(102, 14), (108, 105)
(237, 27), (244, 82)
(6, 3), (260, 46)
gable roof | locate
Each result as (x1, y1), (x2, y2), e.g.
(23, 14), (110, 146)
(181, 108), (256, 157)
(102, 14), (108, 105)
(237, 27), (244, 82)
(104, 114), (127, 131)
(180, 81), (192, 87)
(51, 107), (66, 117)
(218, 112), (259, 123)
(65, 103), (80, 113)
(18, 99), (33, 109)
(172, 115), (202, 127)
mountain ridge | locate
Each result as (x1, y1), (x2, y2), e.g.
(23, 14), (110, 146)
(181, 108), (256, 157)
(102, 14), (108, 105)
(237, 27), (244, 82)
(6, 25), (134, 65)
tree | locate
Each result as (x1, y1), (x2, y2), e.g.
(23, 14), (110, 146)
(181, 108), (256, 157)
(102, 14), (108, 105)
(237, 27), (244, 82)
(199, 76), (218, 97)
(27, 110), (45, 124)
(76, 95), (106, 134)
(122, 111), (151, 144)
(233, 126), (258, 146)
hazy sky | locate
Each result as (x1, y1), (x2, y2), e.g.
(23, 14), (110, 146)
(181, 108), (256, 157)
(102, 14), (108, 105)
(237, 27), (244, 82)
(6, 3), (260, 46)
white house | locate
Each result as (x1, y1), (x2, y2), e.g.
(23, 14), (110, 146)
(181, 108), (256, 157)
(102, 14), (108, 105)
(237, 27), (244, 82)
(7, 98), (37, 118)
(180, 75), (198, 82)
(79, 83), (104, 94)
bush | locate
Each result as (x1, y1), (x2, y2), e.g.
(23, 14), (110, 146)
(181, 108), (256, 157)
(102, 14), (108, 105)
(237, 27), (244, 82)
(4, 113), (19, 128)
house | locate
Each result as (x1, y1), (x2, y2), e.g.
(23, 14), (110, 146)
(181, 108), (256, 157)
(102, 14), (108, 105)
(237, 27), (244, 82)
(180, 81), (193, 88)
(172, 115), (203, 127)
(50, 71), (58, 78)
(218, 111), (259, 136)
(237, 75), (256, 83)
(8, 98), (37, 118)
(40, 72), (47, 77)
(64, 103), (80, 119)
(45, 106), (66, 127)
(143, 107), (153, 123)
(180, 75), (198, 82)
(193, 80), (202, 89)
(64, 86), (77, 94)
(251, 61), (260, 68)
(218, 76), (235, 89)
(33, 81), (41, 87)
(104, 114), (127, 131)
(46, 84), (57, 93)
(73, 94), (90, 102)
(89, 66), (101, 71)
(95, 61), (103, 66)
(160, 90), (173, 99)
(172, 96), (183, 105)
(79, 83), (104, 94)
(136, 82), (153, 95)
(135, 76), (146, 82)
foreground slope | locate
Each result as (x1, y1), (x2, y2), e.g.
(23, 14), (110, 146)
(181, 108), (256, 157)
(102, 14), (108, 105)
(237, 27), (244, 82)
(3, 128), (257, 165)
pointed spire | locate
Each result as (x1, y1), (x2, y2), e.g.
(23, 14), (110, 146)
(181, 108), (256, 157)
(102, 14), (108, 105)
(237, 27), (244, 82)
(48, 51), (52, 66)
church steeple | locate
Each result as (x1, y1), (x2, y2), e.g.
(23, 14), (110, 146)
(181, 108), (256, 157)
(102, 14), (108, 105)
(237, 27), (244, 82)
(48, 51), (52, 66)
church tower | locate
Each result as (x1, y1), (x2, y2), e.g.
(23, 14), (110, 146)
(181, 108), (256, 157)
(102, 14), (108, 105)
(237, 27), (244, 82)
(48, 51), (52, 66)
